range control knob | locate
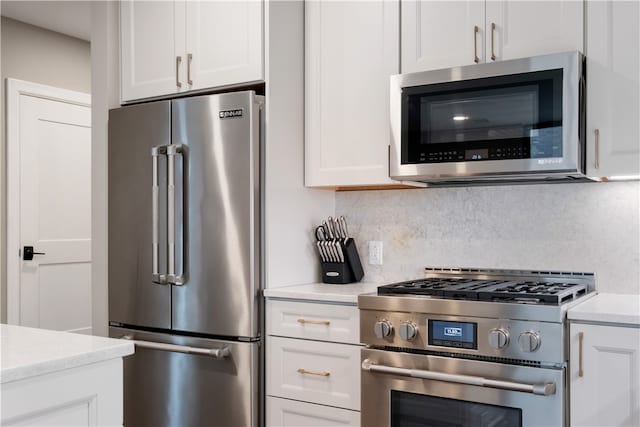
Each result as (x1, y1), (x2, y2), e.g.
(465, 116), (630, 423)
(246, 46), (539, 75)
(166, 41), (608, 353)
(398, 322), (418, 341)
(373, 320), (393, 339)
(518, 331), (541, 352)
(488, 328), (509, 349)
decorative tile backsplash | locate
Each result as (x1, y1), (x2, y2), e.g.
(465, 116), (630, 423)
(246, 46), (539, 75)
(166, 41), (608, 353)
(336, 181), (640, 294)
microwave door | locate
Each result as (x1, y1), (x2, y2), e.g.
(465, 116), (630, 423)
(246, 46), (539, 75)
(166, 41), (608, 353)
(390, 51), (584, 183)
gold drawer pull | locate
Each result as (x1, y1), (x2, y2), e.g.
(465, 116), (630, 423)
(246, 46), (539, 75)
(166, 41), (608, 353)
(297, 368), (330, 377)
(297, 318), (331, 326)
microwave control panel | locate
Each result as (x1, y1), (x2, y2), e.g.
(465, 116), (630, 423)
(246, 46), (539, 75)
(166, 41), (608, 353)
(420, 143), (531, 163)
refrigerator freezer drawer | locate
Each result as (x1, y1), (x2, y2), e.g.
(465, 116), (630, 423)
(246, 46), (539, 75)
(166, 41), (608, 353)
(110, 327), (260, 427)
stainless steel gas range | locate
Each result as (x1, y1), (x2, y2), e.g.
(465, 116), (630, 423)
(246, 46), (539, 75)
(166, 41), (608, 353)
(358, 267), (595, 427)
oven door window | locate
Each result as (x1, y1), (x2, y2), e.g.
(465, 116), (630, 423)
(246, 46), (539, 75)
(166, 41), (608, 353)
(391, 390), (522, 427)
(401, 69), (563, 164)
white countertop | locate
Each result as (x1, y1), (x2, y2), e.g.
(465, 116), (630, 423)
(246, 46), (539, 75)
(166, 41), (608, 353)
(0, 324), (135, 384)
(568, 293), (640, 326)
(263, 282), (379, 304)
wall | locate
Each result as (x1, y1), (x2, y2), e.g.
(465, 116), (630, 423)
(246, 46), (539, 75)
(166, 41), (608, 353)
(264, 0), (335, 289)
(336, 181), (640, 294)
(90, 1), (119, 337)
(0, 16), (91, 323)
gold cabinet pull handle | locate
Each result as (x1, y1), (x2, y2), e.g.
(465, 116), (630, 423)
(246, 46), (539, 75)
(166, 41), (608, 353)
(578, 331), (584, 377)
(473, 25), (480, 63)
(490, 22), (496, 60)
(594, 129), (600, 169)
(176, 56), (182, 88)
(297, 368), (330, 377)
(297, 318), (331, 326)
(187, 53), (193, 86)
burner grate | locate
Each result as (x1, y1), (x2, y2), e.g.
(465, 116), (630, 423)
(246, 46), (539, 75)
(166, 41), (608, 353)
(378, 278), (589, 305)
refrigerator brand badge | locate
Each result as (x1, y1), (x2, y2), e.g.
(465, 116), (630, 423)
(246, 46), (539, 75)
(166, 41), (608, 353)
(219, 109), (244, 119)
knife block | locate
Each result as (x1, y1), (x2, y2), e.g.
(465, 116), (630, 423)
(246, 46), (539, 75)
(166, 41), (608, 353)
(320, 239), (364, 284)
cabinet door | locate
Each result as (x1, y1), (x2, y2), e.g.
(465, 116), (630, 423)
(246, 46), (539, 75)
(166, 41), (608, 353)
(185, 0), (263, 91)
(120, 0), (186, 102)
(486, 1), (583, 62)
(570, 323), (640, 427)
(401, 0), (484, 73)
(1, 359), (123, 426)
(267, 336), (361, 411)
(305, 0), (399, 187)
(267, 397), (360, 427)
(266, 300), (360, 344)
(585, 0), (640, 179)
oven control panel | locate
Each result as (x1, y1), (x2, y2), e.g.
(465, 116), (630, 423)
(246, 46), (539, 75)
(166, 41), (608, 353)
(359, 309), (564, 365)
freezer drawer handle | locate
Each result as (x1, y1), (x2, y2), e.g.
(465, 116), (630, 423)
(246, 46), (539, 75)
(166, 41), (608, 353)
(361, 359), (556, 396)
(122, 335), (230, 359)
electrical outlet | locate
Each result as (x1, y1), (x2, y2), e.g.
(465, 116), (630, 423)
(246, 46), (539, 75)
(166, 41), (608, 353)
(369, 241), (383, 265)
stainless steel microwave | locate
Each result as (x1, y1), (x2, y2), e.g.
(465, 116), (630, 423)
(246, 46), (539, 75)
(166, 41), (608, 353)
(390, 51), (586, 185)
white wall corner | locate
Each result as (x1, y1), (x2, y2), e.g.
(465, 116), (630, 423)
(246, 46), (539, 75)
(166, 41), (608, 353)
(264, 0), (336, 289)
(90, 1), (120, 336)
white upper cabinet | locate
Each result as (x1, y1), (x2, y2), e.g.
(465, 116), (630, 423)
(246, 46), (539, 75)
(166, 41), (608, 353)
(485, 1), (583, 62)
(402, 0), (583, 73)
(120, 1), (186, 101)
(585, 0), (640, 179)
(305, 0), (399, 187)
(185, 1), (263, 91)
(401, 1), (484, 73)
(121, 0), (264, 102)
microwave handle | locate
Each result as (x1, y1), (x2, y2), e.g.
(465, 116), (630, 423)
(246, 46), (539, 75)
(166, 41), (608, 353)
(362, 359), (556, 396)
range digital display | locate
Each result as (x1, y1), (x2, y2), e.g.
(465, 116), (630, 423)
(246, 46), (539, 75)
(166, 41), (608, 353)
(428, 320), (477, 349)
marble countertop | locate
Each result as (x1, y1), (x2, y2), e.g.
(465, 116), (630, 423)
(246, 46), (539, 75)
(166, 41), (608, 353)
(263, 282), (380, 304)
(0, 324), (135, 384)
(568, 293), (640, 326)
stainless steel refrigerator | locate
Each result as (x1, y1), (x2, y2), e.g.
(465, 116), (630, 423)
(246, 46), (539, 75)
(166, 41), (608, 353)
(108, 91), (263, 427)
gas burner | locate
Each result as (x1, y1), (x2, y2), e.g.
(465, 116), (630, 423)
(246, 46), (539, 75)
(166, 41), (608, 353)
(377, 269), (593, 305)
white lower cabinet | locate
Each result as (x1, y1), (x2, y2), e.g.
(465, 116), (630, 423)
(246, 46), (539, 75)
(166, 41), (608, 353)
(267, 336), (361, 410)
(570, 323), (640, 427)
(267, 397), (360, 427)
(1, 358), (123, 426)
(266, 299), (362, 426)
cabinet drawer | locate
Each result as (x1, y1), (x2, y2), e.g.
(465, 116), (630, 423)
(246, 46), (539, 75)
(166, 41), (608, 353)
(267, 337), (361, 411)
(267, 300), (360, 344)
(267, 396), (359, 427)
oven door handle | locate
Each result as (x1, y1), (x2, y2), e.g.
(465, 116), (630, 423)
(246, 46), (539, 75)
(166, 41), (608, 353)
(362, 359), (556, 396)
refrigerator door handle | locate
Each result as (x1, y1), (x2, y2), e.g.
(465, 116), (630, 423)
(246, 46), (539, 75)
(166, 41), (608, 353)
(151, 145), (169, 285)
(121, 335), (230, 359)
(167, 144), (186, 285)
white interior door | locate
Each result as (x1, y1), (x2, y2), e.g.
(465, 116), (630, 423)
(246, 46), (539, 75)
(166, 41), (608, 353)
(7, 79), (92, 334)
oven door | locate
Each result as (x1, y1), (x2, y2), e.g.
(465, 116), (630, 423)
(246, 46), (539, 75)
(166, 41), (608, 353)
(361, 348), (565, 427)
